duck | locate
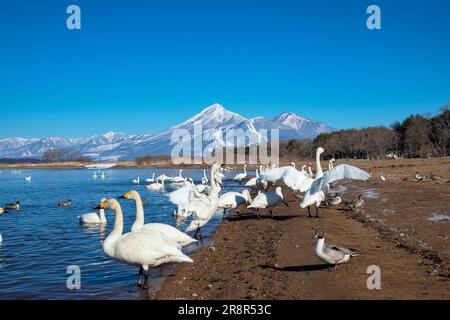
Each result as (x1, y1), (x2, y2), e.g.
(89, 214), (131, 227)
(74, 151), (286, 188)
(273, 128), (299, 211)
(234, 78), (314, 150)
(119, 190), (197, 247)
(344, 195), (365, 211)
(58, 199), (72, 207)
(247, 187), (288, 218)
(0, 207), (8, 214)
(5, 201), (20, 210)
(79, 206), (107, 224)
(300, 147), (371, 218)
(313, 229), (358, 270)
(415, 171), (424, 181)
(218, 189), (252, 220)
(322, 193), (342, 207)
(95, 198), (193, 289)
(233, 165), (247, 181)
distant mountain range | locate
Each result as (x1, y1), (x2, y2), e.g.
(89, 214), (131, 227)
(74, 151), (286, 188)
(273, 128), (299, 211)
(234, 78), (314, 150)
(0, 104), (335, 161)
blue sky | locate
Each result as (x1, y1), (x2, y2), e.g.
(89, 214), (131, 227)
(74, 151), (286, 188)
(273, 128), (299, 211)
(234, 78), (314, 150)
(0, 0), (449, 138)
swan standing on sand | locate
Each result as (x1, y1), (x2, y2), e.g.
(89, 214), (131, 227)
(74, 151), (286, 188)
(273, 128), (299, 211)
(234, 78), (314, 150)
(233, 165), (247, 181)
(247, 187), (288, 218)
(300, 148), (371, 218)
(79, 205), (107, 224)
(95, 198), (193, 289)
(119, 190), (197, 247)
(313, 229), (358, 271)
(218, 189), (252, 220)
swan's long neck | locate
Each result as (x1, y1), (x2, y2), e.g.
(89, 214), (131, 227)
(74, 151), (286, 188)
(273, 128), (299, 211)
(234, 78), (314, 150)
(104, 200), (123, 253)
(99, 209), (106, 222)
(256, 168), (259, 178)
(243, 165), (247, 175)
(210, 166), (219, 196)
(179, 169), (183, 177)
(315, 150), (324, 178)
(152, 172), (155, 179)
(131, 193), (145, 232)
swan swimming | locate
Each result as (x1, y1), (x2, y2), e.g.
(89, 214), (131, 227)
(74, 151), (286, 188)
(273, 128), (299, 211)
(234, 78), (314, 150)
(119, 190), (197, 247)
(95, 198), (193, 289)
(313, 229), (358, 270)
(300, 148), (371, 218)
(132, 176), (141, 185)
(145, 173), (156, 183)
(233, 165), (247, 181)
(79, 205), (107, 224)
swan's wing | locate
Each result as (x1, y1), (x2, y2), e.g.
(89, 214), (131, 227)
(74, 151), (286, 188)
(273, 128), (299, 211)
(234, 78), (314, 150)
(322, 164), (371, 188)
(259, 166), (290, 182)
(168, 185), (198, 207)
(281, 167), (314, 192)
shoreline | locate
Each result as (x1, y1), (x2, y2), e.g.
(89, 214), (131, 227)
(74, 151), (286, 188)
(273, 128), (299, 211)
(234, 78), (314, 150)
(155, 159), (450, 300)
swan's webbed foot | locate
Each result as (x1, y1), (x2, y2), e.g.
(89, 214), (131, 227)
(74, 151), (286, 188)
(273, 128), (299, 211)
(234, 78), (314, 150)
(142, 269), (149, 290)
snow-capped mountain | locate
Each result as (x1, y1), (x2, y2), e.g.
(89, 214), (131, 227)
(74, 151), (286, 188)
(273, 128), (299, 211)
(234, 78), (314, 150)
(0, 104), (335, 161)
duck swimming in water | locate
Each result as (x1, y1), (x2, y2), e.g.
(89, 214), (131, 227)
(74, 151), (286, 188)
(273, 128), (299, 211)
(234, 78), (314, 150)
(58, 199), (72, 207)
(5, 201), (20, 210)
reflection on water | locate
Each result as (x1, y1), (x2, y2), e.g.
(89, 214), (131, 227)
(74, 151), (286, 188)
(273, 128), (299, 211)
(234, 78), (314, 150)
(0, 168), (243, 299)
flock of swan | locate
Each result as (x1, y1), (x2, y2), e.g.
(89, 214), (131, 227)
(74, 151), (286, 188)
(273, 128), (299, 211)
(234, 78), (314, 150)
(0, 146), (372, 286)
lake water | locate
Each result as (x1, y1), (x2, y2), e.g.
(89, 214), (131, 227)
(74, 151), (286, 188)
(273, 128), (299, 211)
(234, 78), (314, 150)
(0, 168), (244, 299)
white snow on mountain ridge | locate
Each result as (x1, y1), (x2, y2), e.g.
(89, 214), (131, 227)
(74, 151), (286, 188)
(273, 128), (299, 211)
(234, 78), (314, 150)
(0, 104), (335, 160)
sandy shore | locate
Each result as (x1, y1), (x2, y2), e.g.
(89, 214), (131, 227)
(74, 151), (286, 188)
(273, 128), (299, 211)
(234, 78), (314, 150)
(156, 158), (450, 300)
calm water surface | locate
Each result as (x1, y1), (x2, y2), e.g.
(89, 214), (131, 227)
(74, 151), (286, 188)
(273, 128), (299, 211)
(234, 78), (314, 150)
(0, 168), (244, 299)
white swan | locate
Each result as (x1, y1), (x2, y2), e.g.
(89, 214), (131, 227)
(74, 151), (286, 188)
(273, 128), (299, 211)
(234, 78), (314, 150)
(95, 198), (193, 289)
(147, 178), (165, 191)
(313, 229), (358, 270)
(79, 206), (107, 224)
(169, 164), (221, 237)
(100, 172), (106, 180)
(132, 176), (140, 185)
(145, 173), (156, 183)
(247, 187), (288, 218)
(0, 233), (2, 243)
(119, 190), (197, 247)
(92, 172), (98, 179)
(245, 169), (260, 188)
(170, 169), (185, 183)
(301, 148), (371, 218)
(218, 189), (252, 219)
(233, 165), (247, 181)
(25, 176), (32, 182)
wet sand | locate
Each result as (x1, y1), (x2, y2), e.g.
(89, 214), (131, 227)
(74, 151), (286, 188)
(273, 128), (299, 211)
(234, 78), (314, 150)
(156, 158), (450, 300)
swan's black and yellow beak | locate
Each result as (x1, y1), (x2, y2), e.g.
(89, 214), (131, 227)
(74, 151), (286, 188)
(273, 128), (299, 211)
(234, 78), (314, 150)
(118, 192), (130, 199)
(93, 199), (106, 210)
